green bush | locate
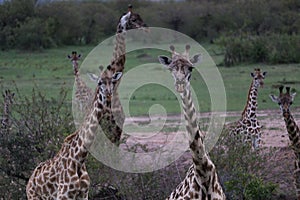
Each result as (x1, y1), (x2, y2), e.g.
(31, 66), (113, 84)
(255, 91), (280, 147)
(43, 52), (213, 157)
(14, 17), (55, 50)
(244, 176), (277, 200)
(0, 83), (74, 199)
(216, 34), (300, 66)
(1, 0), (300, 54)
(210, 128), (278, 199)
(224, 170), (277, 200)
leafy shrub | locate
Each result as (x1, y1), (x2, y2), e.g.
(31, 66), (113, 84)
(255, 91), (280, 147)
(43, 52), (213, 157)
(210, 128), (277, 199)
(0, 84), (74, 199)
(14, 17), (56, 50)
(244, 176), (277, 200)
(216, 34), (300, 66)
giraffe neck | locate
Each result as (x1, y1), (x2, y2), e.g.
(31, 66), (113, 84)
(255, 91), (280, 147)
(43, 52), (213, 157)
(75, 74), (93, 98)
(111, 32), (126, 73)
(241, 81), (258, 120)
(283, 111), (300, 150)
(180, 88), (211, 181)
(283, 110), (300, 198)
(78, 87), (106, 149)
(180, 88), (225, 199)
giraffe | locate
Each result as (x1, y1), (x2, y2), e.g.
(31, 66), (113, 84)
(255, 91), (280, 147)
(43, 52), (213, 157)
(67, 51), (93, 114)
(26, 68), (122, 199)
(158, 45), (226, 200)
(270, 86), (300, 199)
(1, 89), (15, 135)
(67, 6), (147, 146)
(229, 68), (267, 149)
(100, 5), (147, 145)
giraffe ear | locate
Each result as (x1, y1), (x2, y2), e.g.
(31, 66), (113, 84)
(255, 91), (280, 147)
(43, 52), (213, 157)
(87, 73), (99, 82)
(67, 55), (71, 59)
(263, 71), (267, 76)
(158, 56), (172, 67)
(269, 94), (279, 103)
(112, 72), (122, 82)
(190, 54), (202, 65)
(251, 72), (255, 77)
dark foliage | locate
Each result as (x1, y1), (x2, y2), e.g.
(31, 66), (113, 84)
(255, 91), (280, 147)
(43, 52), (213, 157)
(0, 84), (74, 199)
(0, 0), (299, 65)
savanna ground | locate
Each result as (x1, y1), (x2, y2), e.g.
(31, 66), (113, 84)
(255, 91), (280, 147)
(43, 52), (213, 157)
(1, 44), (300, 199)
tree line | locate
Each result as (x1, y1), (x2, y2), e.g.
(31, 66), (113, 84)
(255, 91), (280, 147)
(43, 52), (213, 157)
(0, 0), (299, 65)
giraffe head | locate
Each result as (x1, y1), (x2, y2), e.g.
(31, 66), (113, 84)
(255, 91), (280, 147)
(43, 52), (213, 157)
(158, 45), (202, 93)
(270, 86), (296, 114)
(67, 51), (81, 75)
(117, 4), (147, 33)
(251, 68), (267, 88)
(88, 66), (122, 106)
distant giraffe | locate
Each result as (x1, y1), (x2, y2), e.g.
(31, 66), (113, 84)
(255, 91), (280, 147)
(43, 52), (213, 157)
(68, 51), (93, 115)
(230, 68), (267, 149)
(270, 86), (300, 199)
(26, 68), (122, 199)
(1, 89), (15, 135)
(159, 45), (226, 199)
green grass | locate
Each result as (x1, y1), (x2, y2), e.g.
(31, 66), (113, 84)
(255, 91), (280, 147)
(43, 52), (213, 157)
(1, 45), (300, 116)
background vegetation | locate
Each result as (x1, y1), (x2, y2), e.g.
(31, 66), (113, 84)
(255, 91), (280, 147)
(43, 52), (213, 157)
(0, 0), (299, 66)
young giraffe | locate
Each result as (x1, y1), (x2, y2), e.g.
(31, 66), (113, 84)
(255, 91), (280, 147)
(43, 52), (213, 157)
(270, 86), (300, 199)
(159, 45), (226, 199)
(67, 51), (93, 114)
(26, 68), (122, 199)
(1, 89), (15, 135)
(230, 68), (267, 149)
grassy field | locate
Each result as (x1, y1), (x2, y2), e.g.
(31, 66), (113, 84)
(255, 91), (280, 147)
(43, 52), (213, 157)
(1, 44), (300, 116)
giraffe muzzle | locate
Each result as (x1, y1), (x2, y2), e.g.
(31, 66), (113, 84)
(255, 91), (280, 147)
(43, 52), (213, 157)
(175, 82), (186, 93)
